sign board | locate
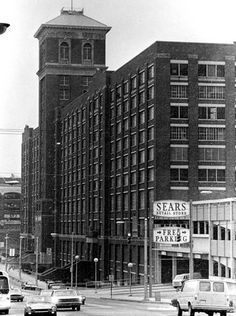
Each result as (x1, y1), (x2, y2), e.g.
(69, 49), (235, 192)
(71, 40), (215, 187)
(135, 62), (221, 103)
(153, 227), (190, 244)
(153, 200), (190, 217)
(109, 274), (114, 282)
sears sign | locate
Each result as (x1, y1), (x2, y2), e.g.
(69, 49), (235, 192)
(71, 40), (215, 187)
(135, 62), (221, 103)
(153, 227), (190, 244)
(153, 200), (189, 217)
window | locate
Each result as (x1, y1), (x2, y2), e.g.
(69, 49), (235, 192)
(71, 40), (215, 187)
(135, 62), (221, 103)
(170, 147), (188, 161)
(124, 155), (129, 168)
(171, 105), (188, 119)
(148, 147), (154, 161)
(131, 76), (137, 90)
(131, 96), (137, 109)
(170, 168), (188, 181)
(148, 127), (154, 140)
(83, 43), (92, 61)
(170, 126), (188, 140)
(59, 88), (70, 100)
(139, 130), (145, 144)
(131, 152), (137, 166)
(148, 106), (154, 120)
(81, 76), (92, 87)
(124, 118), (129, 131)
(171, 85), (188, 98)
(147, 65), (154, 80)
(117, 121), (122, 134)
(170, 63), (188, 76)
(139, 111), (145, 124)
(123, 137), (129, 149)
(198, 64), (225, 78)
(131, 115), (137, 128)
(199, 86), (225, 99)
(123, 99), (129, 112)
(139, 150), (145, 163)
(139, 191), (145, 209)
(198, 106), (225, 120)
(124, 81), (129, 94)
(131, 191), (136, 209)
(139, 91), (145, 104)
(139, 71), (145, 85)
(131, 134), (137, 146)
(131, 172), (136, 185)
(198, 168), (225, 182)
(59, 42), (69, 63)
(147, 86), (154, 100)
(198, 127), (225, 141)
(139, 170), (145, 183)
(148, 168), (154, 181)
(124, 174), (129, 186)
(60, 75), (69, 86)
(199, 147), (225, 161)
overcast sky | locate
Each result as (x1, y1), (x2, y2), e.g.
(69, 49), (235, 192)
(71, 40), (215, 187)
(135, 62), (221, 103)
(1, 0), (236, 177)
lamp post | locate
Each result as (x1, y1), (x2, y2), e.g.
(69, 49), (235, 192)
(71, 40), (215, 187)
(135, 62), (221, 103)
(0, 23), (9, 35)
(5, 234), (9, 272)
(144, 218), (148, 301)
(128, 262), (133, 296)
(75, 255), (80, 289)
(94, 258), (98, 293)
(70, 232), (74, 288)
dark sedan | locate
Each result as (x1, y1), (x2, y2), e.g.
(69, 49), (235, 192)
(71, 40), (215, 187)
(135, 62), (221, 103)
(10, 288), (24, 302)
(24, 296), (57, 316)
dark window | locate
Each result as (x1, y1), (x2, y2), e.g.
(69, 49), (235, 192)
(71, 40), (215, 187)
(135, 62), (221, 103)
(60, 42), (69, 63)
(83, 43), (92, 61)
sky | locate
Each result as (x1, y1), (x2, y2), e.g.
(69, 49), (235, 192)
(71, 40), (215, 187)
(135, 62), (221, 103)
(1, 0), (236, 177)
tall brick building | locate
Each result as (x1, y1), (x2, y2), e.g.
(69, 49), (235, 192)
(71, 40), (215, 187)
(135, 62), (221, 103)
(22, 8), (236, 283)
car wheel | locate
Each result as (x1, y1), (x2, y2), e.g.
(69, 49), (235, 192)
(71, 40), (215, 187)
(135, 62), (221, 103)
(220, 312), (226, 316)
(77, 305), (81, 311)
(72, 306), (76, 311)
(177, 302), (182, 316)
(4, 310), (9, 315)
(188, 304), (195, 316)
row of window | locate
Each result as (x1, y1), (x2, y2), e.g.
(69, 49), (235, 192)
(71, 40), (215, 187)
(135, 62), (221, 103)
(171, 63), (225, 78)
(170, 146), (225, 162)
(171, 85), (225, 99)
(170, 168), (225, 182)
(111, 65), (154, 100)
(171, 126), (225, 140)
(59, 41), (92, 64)
(171, 105), (225, 120)
(111, 168), (154, 187)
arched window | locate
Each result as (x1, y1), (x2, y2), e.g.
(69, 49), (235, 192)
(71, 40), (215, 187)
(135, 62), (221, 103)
(83, 43), (92, 62)
(60, 42), (69, 63)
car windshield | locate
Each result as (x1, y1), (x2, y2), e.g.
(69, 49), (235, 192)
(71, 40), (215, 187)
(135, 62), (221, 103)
(27, 296), (52, 303)
(53, 290), (77, 296)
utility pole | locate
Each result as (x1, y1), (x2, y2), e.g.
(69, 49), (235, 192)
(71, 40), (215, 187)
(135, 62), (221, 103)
(144, 218), (148, 300)
(70, 232), (74, 288)
(189, 200), (194, 279)
(35, 237), (39, 286)
(5, 234), (9, 272)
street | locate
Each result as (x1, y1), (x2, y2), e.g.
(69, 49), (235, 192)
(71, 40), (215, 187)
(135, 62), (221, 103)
(9, 297), (236, 316)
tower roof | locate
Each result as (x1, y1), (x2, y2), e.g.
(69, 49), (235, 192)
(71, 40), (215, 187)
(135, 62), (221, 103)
(35, 8), (111, 38)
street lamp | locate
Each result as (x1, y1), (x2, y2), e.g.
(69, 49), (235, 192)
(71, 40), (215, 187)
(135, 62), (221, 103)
(94, 258), (98, 293)
(75, 255), (80, 289)
(0, 23), (9, 35)
(128, 262), (133, 296)
(5, 234), (9, 272)
(35, 236), (39, 286)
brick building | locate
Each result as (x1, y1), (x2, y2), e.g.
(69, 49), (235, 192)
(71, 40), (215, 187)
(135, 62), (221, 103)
(22, 8), (236, 283)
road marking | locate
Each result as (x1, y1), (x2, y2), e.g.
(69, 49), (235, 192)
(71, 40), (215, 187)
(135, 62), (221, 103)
(87, 303), (113, 308)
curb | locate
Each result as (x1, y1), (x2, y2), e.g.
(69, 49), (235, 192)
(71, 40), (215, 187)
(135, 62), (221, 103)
(89, 295), (172, 305)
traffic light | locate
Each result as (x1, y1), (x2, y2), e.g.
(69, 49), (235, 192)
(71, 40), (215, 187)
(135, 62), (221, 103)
(127, 233), (132, 244)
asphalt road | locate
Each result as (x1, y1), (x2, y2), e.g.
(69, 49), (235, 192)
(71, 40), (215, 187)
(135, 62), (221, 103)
(10, 298), (236, 316)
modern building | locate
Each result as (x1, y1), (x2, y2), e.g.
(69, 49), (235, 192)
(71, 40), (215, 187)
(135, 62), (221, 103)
(22, 8), (236, 284)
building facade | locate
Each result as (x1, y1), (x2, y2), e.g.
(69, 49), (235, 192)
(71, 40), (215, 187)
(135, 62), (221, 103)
(22, 9), (236, 283)
(0, 177), (21, 260)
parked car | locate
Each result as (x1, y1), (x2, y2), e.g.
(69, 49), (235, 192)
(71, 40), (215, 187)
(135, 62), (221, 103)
(172, 272), (201, 288)
(51, 289), (82, 311)
(175, 278), (236, 316)
(24, 295), (57, 316)
(10, 288), (24, 302)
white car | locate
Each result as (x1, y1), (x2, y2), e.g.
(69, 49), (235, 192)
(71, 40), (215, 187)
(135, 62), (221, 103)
(51, 289), (82, 311)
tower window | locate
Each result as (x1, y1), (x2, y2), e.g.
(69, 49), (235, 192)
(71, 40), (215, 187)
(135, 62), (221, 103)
(59, 42), (70, 64)
(83, 43), (92, 62)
